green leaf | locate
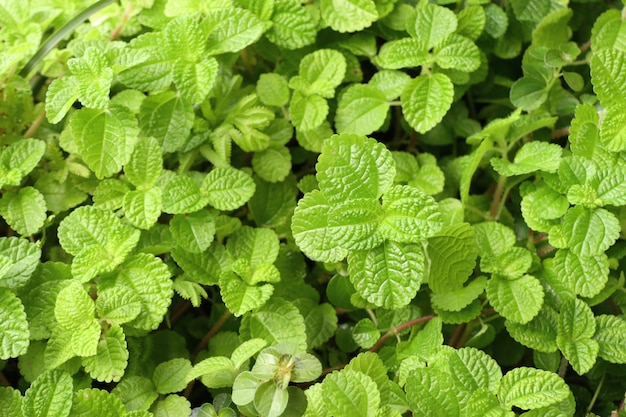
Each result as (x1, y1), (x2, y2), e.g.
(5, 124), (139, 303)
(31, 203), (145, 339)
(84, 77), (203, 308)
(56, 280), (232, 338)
(456, 6), (486, 41)
(291, 191), (349, 263)
(205, 8), (266, 55)
(265, 0), (316, 49)
(82, 326), (128, 383)
(67, 47), (113, 109)
(45, 76), (78, 124)
(248, 177), (297, 228)
(231, 338), (268, 370)
(290, 49), (346, 98)
(22, 370), (73, 417)
(54, 282), (100, 357)
(593, 315), (626, 363)
(374, 38), (431, 70)
(316, 133), (395, 202)
(0, 288), (29, 359)
(401, 73), (454, 134)
(67, 106), (138, 179)
(153, 358), (193, 394)
(170, 210), (215, 254)
(480, 247), (532, 280)
(335, 84), (389, 136)
(252, 146), (291, 183)
(322, 370), (380, 417)
(498, 367), (570, 409)
(111, 376), (158, 411)
(125, 136), (163, 189)
(171, 242), (231, 286)
(486, 274), (544, 324)
(123, 188), (162, 230)
(138, 91), (194, 154)
(466, 389), (512, 417)
(254, 380), (289, 417)
(298, 301), (337, 349)
(509, 77), (548, 111)
(100, 253), (173, 333)
(288, 91), (328, 132)
(0, 138), (45, 184)
(219, 271), (274, 317)
(0, 186), (47, 236)
(324, 198), (383, 250)
(0, 237), (41, 289)
(562, 206), (620, 256)
(240, 297), (307, 351)
(152, 395), (191, 417)
(600, 104), (626, 152)
(96, 286), (142, 326)
(505, 306), (559, 352)
(448, 347), (502, 394)
(491, 142), (562, 176)
(173, 56), (219, 104)
(93, 179), (131, 211)
(556, 297), (598, 374)
(426, 223), (478, 293)
(227, 226), (280, 268)
(348, 240), (425, 309)
(434, 34), (480, 72)
(552, 249), (609, 298)
(0, 387), (22, 417)
(408, 3), (457, 49)
(191, 357), (237, 389)
(69, 388), (127, 417)
(405, 368), (460, 417)
(257, 73), (290, 107)
(590, 47), (626, 108)
(320, 0), (378, 33)
(202, 166), (256, 211)
(368, 70), (412, 101)
(352, 318), (379, 349)
(161, 173), (209, 214)
(430, 276), (487, 312)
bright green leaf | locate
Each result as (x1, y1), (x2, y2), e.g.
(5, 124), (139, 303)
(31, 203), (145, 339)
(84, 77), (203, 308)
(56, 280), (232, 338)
(408, 3), (457, 49)
(138, 91), (194, 154)
(82, 326), (128, 383)
(320, 0), (378, 33)
(401, 73), (454, 134)
(322, 370), (380, 417)
(486, 275), (544, 324)
(498, 367), (570, 409)
(0, 287), (29, 359)
(335, 84), (389, 136)
(0, 186), (47, 236)
(22, 370), (73, 417)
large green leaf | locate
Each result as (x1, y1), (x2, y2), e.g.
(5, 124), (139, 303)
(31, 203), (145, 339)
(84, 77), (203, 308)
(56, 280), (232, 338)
(405, 368), (460, 417)
(426, 223), (477, 293)
(556, 297), (598, 375)
(593, 315), (626, 364)
(401, 73), (454, 134)
(22, 370), (73, 417)
(82, 325), (129, 383)
(205, 7), (266, 55)
(498, 367), (570, 409)
(265, 0), (316, 49)
(562, 206), (620, 257)
(322, 370), (380, 417)
(335, 84), (389, 136)
(486, 275), (544, 324)
(202, 166), (256, 211)
(0, 287), (29, 359)
(0, 237), (41, 289)
(408, 3), (457, 49)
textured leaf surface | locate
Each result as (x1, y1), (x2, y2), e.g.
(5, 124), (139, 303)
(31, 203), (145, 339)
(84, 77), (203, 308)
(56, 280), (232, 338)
(401, 73), (454, 134)
(265, 0), (316, 49)
(336, 84), (389, 136)
(375, 38), (431, 70)
(290, 49), (346, 98)
(552, 249), (608, 298)
(426, 223), (477, 293)
(491, 142), (562, 176)
(409, 3), (457, 49)
(0, 186), (47, 236)
(556, 298), (598, 374)
(405, 368), (459, 417)
(594, 315), (626, 363)
(322, 370), (380, 417)
(170, 210), (215, 254)
(498, 367), (570, 409)
(153, 358), (193, 394)
(316, 133), (395, 202)
(320, 0), (378, 33)
(251, 146), (291, 183)
(505, 306), (558, 352)
(205, 8), (265, 54)
(590, 48), (626, 107)
(203, 166), (256, 211)
(434, 34), (480, 72)
(0, 386), (22, 417)
(0, 288), (29, 359)
(161, 173), (208, 214)
(125, 136), (163, 189)
(69, 388), (127, 417)
(486, 275), (544, 324)
(289, 91), (329, 132)
(430, 276), (487, 312)
(0, 237), (41, 289)
(138, 91), (194, 154)
(82, 326), (128, 383)
(22, 370), (73, 417)
(219, 271), (274, 317)
(67, 47), (113, 109)
(240, 298), (307, 351)
(562, 206), (620, 256)
(348, 241), (424, 309)
(123, 188), (162, 230)
(448, 347), (502, 394)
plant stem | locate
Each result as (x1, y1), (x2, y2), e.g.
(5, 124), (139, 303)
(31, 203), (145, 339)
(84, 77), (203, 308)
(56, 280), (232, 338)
(369, 314), (436, 353)
(587, 373), (605, 414)
(448, 323), (465, 348)
(192, 310), (231, 358)
(490, 176), (506, 220)
(558, 355), (569, 378)
(0, 372), (10, 387)
(24, 108), (46, 138)
(19, 0), (117, 78)
(109, 1), (133, 41)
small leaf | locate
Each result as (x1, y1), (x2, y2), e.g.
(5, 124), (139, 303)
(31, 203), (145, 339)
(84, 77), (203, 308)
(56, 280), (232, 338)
(170, 210), (215, 254)
(257, 73), (290, 107)
(205, 8), (266, 55)
(375, 38), (431, 70)
(0, 288), (29, 359)
(594, 315), (626, 364)
(491, 141), (562, 176)
(191, 357), (237, 389)
(111, 376), (157, 411)
(509, 77), (548, 111)
(125, 136), (163, 189)
(556, 297), (598, 374)
(0, 139), (46, 182)
(219, 271), (274, 317)
(289, 91), (328, 132)
(448, 347), (502, 394)
(123, 188), (162, 230)
(552, 249), (609, 298)
(335, 84), (389, 136)
(562, 206), (620, 256)
(505, 306), (559, 352)
(322, 370), (380, 417)
(498, 367), (570, 409)
(405, 368), (460, 417)
(0, 237), (41, 289)
(434, 34), (480, 72)
(401, 73), (454, 134)
(290, 49), (346, 98)
(202, 166), (256, 211)
(96, 286), (142, 326)
(486, 275), (544, 324)
(69, 388), (127, 417)
(67, 47), (113, 109)
(153, 358), (193, 394)
(408, 3), (458, 49)
(252, 146), (291, 183)
(138, 91), (195, 154)
(0, 386), (22, 417)
(352, 319), (379, 349)
(82, 326), (129, 383)
(430, 276), (487, 312)
(45, 77), (78, 124)
(265, 0), (316, 49)
(320, 0), (378, 33)
(348, 240), (425, 309)
(0, 186), (47, 236)
(161, 173), (209, 214)
(240, 298), (307, 351)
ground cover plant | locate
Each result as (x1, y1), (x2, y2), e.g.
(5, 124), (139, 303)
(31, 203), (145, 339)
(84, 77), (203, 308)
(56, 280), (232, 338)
(1, 0), (626, 415)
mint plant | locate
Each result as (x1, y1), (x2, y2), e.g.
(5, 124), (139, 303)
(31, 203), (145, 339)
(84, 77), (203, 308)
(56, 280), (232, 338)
(1, 0), (626, 416)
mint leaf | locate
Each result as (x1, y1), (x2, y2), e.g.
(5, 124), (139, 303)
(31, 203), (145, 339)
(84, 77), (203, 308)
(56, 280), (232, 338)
(491, 142), (562, 176)
(563, 206), (620, 256)
(202, 166), (255, 211)
(22, 370), (73, 417)
(322, 370), (380, 417)
(320, 0), (378, 33)
(0, 237), (41, 289)
(348, 240), (424, 309)
(335, 84), (389, 136)
(170, 210), (215, 254)
(252, 146), (291, 183)
(593, 315), (626, 364)
(401, 73), (454, 134)
(505, 306), (559, 353)
(96, 286), (142, 327)
(171, 242), (231, 286)
(405, 368), (460, 417)
(123, 188), (162, 230)
(289, 91), (329, 132)
(125, 136), (163, 189)
(430, 276), (487, 312)
(434, 34), (481, 72)
(316, 133), (395, 202)
(0, 138), (45, 186)
(67, 106), (138, 179)
(69, 388), (127, 417)
(0, 288), (29, 359)
(374, 38), (431, 70)
(67, 47), (113, 109)
(161, 173), (208, 214)
(590, 48), (626, 108)
(204, 8), (266, 55)
(82, 325), (128, 383)
(257, 73), (290, 107)
(0, 186), (47, 236)
(138, 91), (194, 154)
(408, 3), (457, 49)
(290, 49), (346, 98)
(556, 297), (598, 374)
(448, 347), (502, 394)
(486, 274), (544, 324)
(220, 271), (274, 316)
(153, 358), (193, 394)
(0, 387), (22, 417)
(552, 249), (609, 298)
(45, 77), (78, 124)
(498, 367), (570, 409)
(265, 0), (316, 49)
(111, 376), (157, 411)
(426, 223), (478, 293)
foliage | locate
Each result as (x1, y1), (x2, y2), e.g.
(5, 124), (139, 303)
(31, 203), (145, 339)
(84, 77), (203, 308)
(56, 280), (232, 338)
(1, 0), (626, 416)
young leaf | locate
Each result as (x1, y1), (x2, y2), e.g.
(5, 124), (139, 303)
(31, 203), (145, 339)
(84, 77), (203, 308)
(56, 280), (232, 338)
(82, 325), (129, 383)
(374, 38), (431, 70)
(153, 358), (193, 394)
(219, 271), (274, 317)
(590, 48), (626, 108)
(45, 77), (78, 124)
(191, 357), (237, 389)
(401, 73), (454, 134)
(170, 210), (215, 254)
(125, 136), (163, 189)
(202, 166), (256, 211)
(289, 91), (329, 132)
(204, 8), (266, 55)
(69, 388), (127, 417)
(352, 318), (379, 349)
(161, 173), (209, 214)
(430, 276), (487, 312)
(491, 142), (562, 176)
(22, 370), (73, 417)
(252, 146), (291, 183)
(486, 274), (544, 324)
(171, 242), (231, 286)
(0, 138), (45, 185)
(426, 223), (478, 293)
(593, 315), (626, 364)
(322, 370), (380, 417)
(316, 133), (395, 202)
(138, 91), (194, 154)
(505, 306), (559, 353)
(348, 240), (424, 309)
(0, 186), (47, 236)
(434, 34), (481, 72)
(408, 3), (458, 49)
(257, 73), (290, 107)
(405, 368), (460, 417)
(123, 188), (162, 230)
(335, 84), (389, 136)
(0, 237), (41, 289)
(0, 288), (29, 359)
(556, 297), (598, 374)
(498, 367), (570, 409)
(265, 0), (316, 49)
(320, 0), (378, 33)
(67, 47), (113, 109)
(562, 206), (620, 257)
